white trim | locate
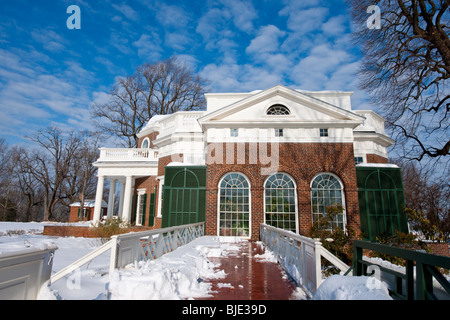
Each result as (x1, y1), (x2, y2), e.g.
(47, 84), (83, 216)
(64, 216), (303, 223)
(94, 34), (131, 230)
(217, 172), (252, 239)
(157, 177), (164, 218)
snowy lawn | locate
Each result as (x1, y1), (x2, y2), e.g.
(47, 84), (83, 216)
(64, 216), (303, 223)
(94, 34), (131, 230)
(0, 222), (393, 300)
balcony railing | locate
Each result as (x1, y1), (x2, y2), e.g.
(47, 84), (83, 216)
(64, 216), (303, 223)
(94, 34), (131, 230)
(98, 148), (158, 162)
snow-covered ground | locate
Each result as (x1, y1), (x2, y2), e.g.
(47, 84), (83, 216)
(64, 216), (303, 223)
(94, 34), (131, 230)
(0, 222), (393, 300)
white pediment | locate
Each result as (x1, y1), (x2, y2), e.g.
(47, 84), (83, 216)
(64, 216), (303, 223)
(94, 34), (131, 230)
(199, 85), (365, 128)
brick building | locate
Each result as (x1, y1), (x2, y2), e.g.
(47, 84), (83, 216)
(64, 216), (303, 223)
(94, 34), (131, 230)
(92, 85), (402, 240)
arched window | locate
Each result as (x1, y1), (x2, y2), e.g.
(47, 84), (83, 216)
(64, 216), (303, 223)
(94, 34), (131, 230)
(141, 137), (150, 149)
(266, 104), (290, 115)
(311, 173), (345, 230)
(219, 173), (250, 237)
(264, 173), (297, 233)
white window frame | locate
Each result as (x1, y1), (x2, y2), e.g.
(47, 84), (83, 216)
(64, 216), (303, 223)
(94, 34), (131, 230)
(320, 128), (329, 137)
(157, 176), (164, 218)
(263, 173), (298, 233)
(135, 188), (146, 226)
(310, 172), (346, 231)
(217, 172), (251, 238)
(275, 128), (284, 137)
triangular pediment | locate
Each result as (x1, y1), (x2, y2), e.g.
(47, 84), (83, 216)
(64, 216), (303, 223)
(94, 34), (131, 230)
(198, 85), (365, 128)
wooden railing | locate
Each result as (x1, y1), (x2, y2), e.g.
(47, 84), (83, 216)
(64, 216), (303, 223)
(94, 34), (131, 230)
(353, 240), (450, 300)
(50, 222), (205, 284)
(259, 223), (350, 297)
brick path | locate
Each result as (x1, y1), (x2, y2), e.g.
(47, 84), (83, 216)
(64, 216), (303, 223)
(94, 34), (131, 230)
(198, 240), (303, 300)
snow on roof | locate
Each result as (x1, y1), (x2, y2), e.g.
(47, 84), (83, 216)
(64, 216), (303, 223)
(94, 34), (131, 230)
(356, 163), (399, 168)
(143, 114), (170, 129)
(69, 200), (107, 208)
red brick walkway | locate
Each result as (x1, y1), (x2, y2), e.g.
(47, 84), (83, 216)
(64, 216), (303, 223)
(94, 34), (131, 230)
(199, 240), (301, 300)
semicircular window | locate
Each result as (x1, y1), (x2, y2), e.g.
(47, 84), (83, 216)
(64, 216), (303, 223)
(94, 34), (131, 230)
(266, 104), (290, 115)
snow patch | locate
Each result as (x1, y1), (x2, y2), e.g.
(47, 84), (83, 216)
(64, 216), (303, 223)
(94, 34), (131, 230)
(313, 275), (392, 300)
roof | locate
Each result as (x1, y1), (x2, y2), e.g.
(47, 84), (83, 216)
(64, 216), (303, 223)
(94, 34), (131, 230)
(69, 200), (107, 208)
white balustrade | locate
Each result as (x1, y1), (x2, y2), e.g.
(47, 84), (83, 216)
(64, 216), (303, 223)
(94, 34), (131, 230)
(49, 222), (205, 284)
(259, 223), (350, 297)
(98, 148), (158, 162)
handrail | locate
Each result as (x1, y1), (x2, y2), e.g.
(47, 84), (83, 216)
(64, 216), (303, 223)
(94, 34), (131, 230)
(50, 240), (113, 283)
(353, 240), (450, 300)
(109, 222), (205, 275)
(259, 223), (350, 297)
(50, 222), (205, 284)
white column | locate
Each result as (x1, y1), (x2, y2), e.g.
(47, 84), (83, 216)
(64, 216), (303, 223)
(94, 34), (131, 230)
(107, 179), (116, 219)
(92, 175), (105, 226)
(121, 175), (133, 224)
(118, 180), (125, 219)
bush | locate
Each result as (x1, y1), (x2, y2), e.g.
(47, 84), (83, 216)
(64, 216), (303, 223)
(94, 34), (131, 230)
(370, 230), (431, 266)
(93, 218), (131, 241)
(309, 204), (356, 274)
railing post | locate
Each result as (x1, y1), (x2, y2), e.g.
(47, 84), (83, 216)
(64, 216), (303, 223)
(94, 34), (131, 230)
(353, 243), (363, 276)
(109, 236), (119, 279)
(405, 260), (414, 300)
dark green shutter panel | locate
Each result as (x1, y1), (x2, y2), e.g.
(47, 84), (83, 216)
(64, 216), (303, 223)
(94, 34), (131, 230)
(356, 166), (408, 241)
(132, 194), (138, 224)
(141, 194), (147, 226)
(148, 193), (156, 227)
(161, 166), (206, 228)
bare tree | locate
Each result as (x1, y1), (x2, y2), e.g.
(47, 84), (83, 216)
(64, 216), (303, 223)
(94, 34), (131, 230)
(92, 57), (208, 147)
(24, 127), (81, 221)
(347, 0), (449, 166)
(11, 146), (43, 222)
(392, 158), (450, 241)
(62, 131), (102, 218)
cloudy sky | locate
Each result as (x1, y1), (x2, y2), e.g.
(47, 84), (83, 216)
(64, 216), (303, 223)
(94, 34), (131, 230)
(0, 0), (370, 145)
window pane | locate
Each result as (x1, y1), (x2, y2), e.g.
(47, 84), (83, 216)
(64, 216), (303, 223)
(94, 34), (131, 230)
(219, 173), (250, 237)
(311, 173), (345, 231)
(264, 173), (297, 233)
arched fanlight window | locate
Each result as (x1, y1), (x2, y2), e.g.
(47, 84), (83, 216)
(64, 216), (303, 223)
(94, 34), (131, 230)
(311, 173), (345, 230)
(264, 173), (297, 233)
(266, 104), (290, 115)
(219, 173), (250, 237)
(141, 138), (150, 149)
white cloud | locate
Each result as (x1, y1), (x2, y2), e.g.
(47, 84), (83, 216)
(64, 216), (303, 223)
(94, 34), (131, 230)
(112, 3), (139, 21)
(155, 4), (191, 28)
(218, 0), (257, 33)
(291, 44), (354, 90)
(0, 49), (95, 139)
(246, 25), (286, 55)
(282, 7), (329, 34)
(200, 63), (283, 93)
(321, 15), (348, 36)
(132, 33), (163, 61)
(30, 29), (67, 52)
(196, 8), (231, 42)
(164, 32), (192, 51)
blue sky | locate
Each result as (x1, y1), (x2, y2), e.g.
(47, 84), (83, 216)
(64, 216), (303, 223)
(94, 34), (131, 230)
(0, 0), (368, 146)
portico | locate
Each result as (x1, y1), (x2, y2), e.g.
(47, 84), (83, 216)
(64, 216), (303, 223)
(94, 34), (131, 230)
(91, 148), (158, 225)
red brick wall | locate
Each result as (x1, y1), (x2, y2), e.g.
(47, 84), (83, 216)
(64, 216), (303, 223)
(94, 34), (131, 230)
(366, 154), (388, 163)
(43, 225), (156, 238)
(69, 206), (102, 222)
(138, 131), (159, 148)
(205, 142), (361, 240)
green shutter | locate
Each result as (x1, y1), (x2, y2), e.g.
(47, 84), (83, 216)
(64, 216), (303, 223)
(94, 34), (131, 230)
(356, 166), (408, 241)
(148, 192), (156, 227)
(141, 194), (147, 226)
(161, 166), (206, 228)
